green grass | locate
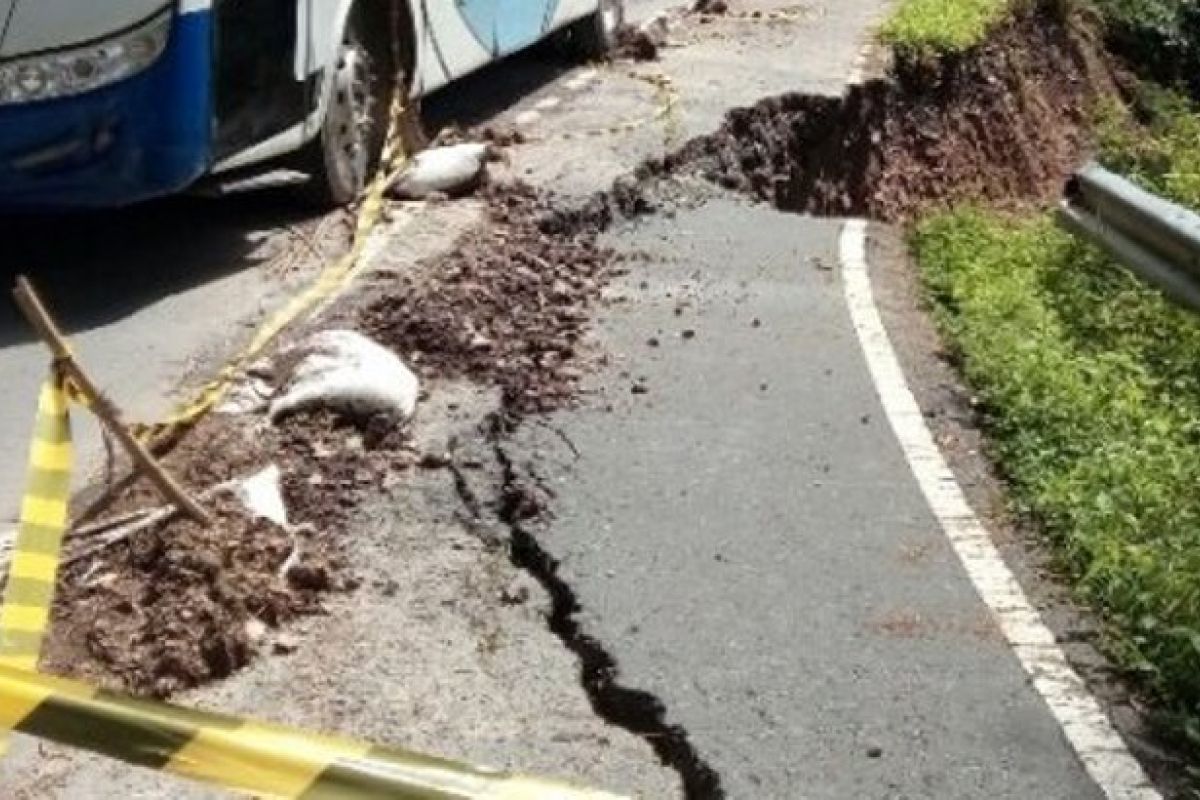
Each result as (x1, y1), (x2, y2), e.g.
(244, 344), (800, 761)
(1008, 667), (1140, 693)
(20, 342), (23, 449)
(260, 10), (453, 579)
(1094, 85), (1200, 207)
(915, 208), (1200, 752)
(911, 92), (1200, 756)
(880, 0), (1013, 56)
(1088, 0), (1200, 97)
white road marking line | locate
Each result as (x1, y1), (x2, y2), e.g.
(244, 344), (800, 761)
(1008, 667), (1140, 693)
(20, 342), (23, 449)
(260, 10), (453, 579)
(838, 220), (1160, 800)
(564, 71), (598, 91)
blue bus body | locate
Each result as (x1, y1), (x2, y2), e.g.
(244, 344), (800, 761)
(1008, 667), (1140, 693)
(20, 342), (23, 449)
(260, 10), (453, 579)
(0, 0), (604, 211)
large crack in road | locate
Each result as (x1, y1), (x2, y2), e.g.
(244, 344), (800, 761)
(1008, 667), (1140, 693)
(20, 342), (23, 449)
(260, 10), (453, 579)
(2, 0), (1178, 797)
(490, 420), (726, 798)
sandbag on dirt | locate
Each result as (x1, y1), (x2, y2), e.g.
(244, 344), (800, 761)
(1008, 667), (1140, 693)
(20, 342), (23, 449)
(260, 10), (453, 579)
(388, 143), (497, 200)
(270, 329), (420, 423)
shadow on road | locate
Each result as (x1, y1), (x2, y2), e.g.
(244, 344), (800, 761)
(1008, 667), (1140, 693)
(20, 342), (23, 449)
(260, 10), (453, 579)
(424, 46), (571, 132)
(0, 47), (569, 350)
(0, 189), (326, 349)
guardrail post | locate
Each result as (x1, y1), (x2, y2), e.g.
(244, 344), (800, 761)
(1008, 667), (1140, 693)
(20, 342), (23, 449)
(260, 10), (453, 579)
(1057, 163), (1200, 311)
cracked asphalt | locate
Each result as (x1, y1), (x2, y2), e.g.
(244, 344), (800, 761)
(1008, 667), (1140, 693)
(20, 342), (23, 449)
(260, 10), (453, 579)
(507, 198), (1105, 798)
(0, 0), (1162, 798)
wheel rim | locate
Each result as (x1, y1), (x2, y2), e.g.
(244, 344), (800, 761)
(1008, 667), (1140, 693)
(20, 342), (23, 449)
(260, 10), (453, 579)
(599, 0), (623, 40)
(327, 40), (375, 193)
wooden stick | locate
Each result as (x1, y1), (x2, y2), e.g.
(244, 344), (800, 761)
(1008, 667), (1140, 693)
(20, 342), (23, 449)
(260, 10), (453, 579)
(65, 477), (240, 567)
(12, 276), (213, 527)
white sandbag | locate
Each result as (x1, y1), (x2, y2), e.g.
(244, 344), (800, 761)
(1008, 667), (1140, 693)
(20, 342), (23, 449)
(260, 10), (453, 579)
(269, 329), (419, 422)
(388, 143), (492, 200)
(234, 464), (289, 527)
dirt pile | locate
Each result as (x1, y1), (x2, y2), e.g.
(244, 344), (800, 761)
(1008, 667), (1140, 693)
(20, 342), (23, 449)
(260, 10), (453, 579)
(46, 495), (315, 696)
(670, 3), (1121, 221)
(614, 24), (661, 61)
(44, 410), (411, 696)
(42, 175), (632, 696)
(362, 182), (632, 415)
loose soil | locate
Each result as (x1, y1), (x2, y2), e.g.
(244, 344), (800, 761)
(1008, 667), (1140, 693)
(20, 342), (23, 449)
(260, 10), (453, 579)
(43, 410), (415, 696)
(361, 182), (636, 416)
(39, 0), (1131, 702)
(41, 182), (628, 696)
(669, 2), (1123, 221)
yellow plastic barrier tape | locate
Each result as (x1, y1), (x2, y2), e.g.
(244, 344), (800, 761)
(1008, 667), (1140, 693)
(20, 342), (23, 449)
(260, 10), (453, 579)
(0, 372), (71, 674)
(0, 664), (627, 800)
(0, 371), (73, 757)
(547, 67), (679, 145)
(126, 97), (414, 448)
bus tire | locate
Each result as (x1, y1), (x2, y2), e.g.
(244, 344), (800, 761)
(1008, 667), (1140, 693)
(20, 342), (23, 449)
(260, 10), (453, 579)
(300, 4), (397, 207)
(561, 0), (625, 60)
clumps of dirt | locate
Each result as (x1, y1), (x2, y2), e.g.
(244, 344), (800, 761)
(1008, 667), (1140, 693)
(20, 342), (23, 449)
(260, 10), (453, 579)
(691, 0), (728, 14)
(361, 182), (636, 415)
(669, 2), (1122, 221)
(614, 24), (661, 61)
(44, 494), (329, 696)
(42, 174), (634, 695)
(44, 408), (414, 697)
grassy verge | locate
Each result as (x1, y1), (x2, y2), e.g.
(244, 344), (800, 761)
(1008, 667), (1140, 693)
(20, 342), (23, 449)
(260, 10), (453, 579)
(1094, 85), (1200, 206)
(1089, 0), (1200, 97)
(880, 0), (1013, 56)
(912, 92), (1200, 755)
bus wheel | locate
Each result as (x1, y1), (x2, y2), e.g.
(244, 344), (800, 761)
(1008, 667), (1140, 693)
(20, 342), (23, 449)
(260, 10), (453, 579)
(561, 0), (625, 60)
(301, 8), (393, 207)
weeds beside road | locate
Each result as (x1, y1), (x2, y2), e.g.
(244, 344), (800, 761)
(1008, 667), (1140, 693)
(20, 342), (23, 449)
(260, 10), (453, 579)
(881, 0), (1011, 55)
(890, 0), (1200, 767)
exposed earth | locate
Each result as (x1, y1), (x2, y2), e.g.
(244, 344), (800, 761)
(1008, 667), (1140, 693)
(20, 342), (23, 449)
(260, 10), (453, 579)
(0, 0), (1189, 798)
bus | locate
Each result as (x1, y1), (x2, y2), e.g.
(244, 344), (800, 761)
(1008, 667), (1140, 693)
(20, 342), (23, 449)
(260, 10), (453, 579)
(0, 0), (623, 210)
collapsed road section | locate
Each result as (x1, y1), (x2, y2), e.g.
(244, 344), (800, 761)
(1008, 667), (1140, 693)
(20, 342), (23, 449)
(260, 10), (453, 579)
(1, 0), (1190, 797)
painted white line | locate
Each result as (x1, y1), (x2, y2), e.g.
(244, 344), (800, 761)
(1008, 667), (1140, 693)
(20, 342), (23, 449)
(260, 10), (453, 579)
(564, 70), (598, 91)
(838, 220), (1160, 800)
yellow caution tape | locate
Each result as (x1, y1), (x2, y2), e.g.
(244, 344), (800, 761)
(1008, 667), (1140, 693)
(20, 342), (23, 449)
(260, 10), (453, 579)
(546, 67), (679, 145)
(129, 96), (414, 448)
(0, 372), (71, 674)
(0, 663), (627, 799)
(695, 8), (813, 22)
(111, 67), (678, 447)
(0, 370), (73, 756)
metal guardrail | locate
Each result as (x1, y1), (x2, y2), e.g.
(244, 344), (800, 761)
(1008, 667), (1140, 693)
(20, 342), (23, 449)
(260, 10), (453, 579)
(1057, 162), (1200, 311)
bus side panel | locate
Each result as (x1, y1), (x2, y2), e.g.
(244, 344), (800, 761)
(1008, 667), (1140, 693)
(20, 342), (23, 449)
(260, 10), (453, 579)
(411, 0), (497, 95)
(547, 0), (601, 29)
(306, 0), (357, 82)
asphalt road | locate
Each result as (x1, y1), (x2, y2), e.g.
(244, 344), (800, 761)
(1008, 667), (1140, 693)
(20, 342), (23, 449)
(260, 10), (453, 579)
(0, 0), (880, 540)
(0, 0), (1158, 797)
(509, 199), (1105, 798)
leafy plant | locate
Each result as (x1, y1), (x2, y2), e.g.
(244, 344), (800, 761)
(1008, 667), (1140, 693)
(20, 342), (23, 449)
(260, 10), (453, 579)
(1095, 86), (1200, 208)
(1088, 0), (1200, 97)
(880, 0), (1014, 56)
(914, 208), (1200, 758)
